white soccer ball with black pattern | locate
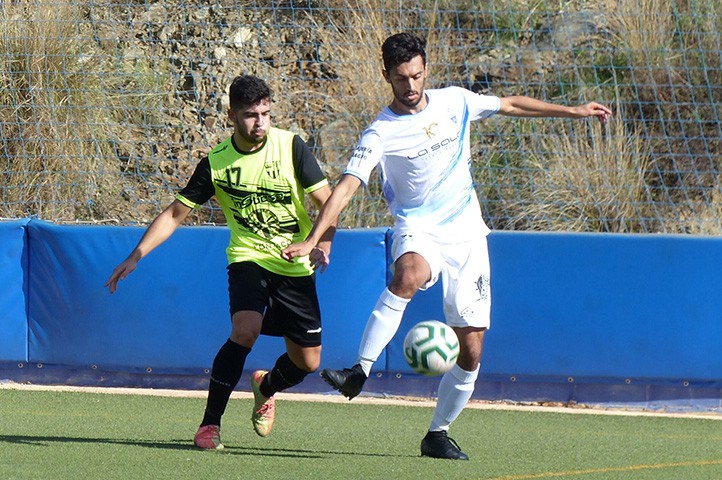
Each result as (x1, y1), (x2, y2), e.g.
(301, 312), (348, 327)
(403, 320), (459, 376)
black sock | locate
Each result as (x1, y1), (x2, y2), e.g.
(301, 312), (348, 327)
(200, 339), (251, 427)
(260, 353), (309, 398)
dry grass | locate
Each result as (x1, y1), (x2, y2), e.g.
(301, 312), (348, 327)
(606, 0), (675, 63)
(502, 104), (653, 232)
(602, 0), (721, 233)
(0, 0), (173, 222)
(298, 1), (399, 227)
(1, 0), (719, 232)
(4, 3), (130, 220)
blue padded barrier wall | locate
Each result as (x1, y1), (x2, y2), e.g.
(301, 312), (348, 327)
(2, 221), (722, 409)
(315, 228), (388, 368)
(25, 221), (387, 378)
(383, 230), (722, 408)
(484, 231), (722, 382)
(0, 219), (30, 362)
(27, 221), (232, 371)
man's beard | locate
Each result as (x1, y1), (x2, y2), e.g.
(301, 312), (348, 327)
(239, 128), (267, 145)
(393, 83), (425, 108)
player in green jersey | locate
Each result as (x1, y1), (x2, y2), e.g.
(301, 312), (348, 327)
(106, 75), (335, 449)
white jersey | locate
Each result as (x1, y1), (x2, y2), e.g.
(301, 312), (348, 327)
(344, 86), (500, 242)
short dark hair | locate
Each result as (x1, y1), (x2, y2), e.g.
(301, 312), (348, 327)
(382, 33), (427, 72)
(228, 75), (272, 110)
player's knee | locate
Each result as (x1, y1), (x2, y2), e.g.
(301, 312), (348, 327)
(287, 347), (321, 372)
(304, 349), (322, 372)
(291, 356), (319, 373)
(456, 329), (485, 369)
(229, 328), (260, 348)
(230, 312), (262, 347)
(389, 271), (423, 297)
(456, 352), (481, 371)
(302, 358), (320, 373)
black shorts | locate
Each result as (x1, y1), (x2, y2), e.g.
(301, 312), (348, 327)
(227, 262), (321, 347)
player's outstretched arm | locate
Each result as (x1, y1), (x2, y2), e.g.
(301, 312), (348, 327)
(105, 200), (192, 293)
(498, 96), (612, 123)
(282, 174), (362, 264)
(306, 184), (337, 273)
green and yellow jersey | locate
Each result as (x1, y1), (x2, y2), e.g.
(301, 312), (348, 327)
(176, 127), (328, 276)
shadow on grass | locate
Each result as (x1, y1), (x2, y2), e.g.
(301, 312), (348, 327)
(0, 434), (410, 459)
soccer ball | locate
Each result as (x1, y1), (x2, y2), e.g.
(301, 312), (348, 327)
(403, 320), (459, 376)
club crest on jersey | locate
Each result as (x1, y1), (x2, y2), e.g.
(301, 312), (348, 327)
(423, 122), (438, 138)
(265, 159), (281, 179)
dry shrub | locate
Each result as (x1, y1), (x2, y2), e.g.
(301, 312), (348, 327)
(302, 0), (450, 227)
(1, 0), (102, 219)
(605, 0), (674, 62)
(1, 1), (121, 220)
(300, 0), (473, 227)
(603, 0), (722, 233)
(500, 101), (654, 232)
(683, 186), (722, 235)
(0, 0), (172, 222)
(2, 0), (719, 233)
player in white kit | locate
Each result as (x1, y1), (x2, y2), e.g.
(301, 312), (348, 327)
(283, 32), (611, 460)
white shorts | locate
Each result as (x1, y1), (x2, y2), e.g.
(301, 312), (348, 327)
(390, 231), (491, 329)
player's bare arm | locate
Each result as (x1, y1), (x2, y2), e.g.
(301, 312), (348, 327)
(282, 174), (362, 262)
(498, 96), (612, 122)
(105, 199), (192, 293)
(306, 184), (337, 272)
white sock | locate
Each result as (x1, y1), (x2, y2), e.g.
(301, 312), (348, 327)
(357, 288), (410, 376)
(429, 363), (480, 432)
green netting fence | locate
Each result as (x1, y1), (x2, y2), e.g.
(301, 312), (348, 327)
(1, 0), (720, 233)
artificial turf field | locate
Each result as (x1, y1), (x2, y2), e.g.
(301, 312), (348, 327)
(1, 386), (720, 480)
